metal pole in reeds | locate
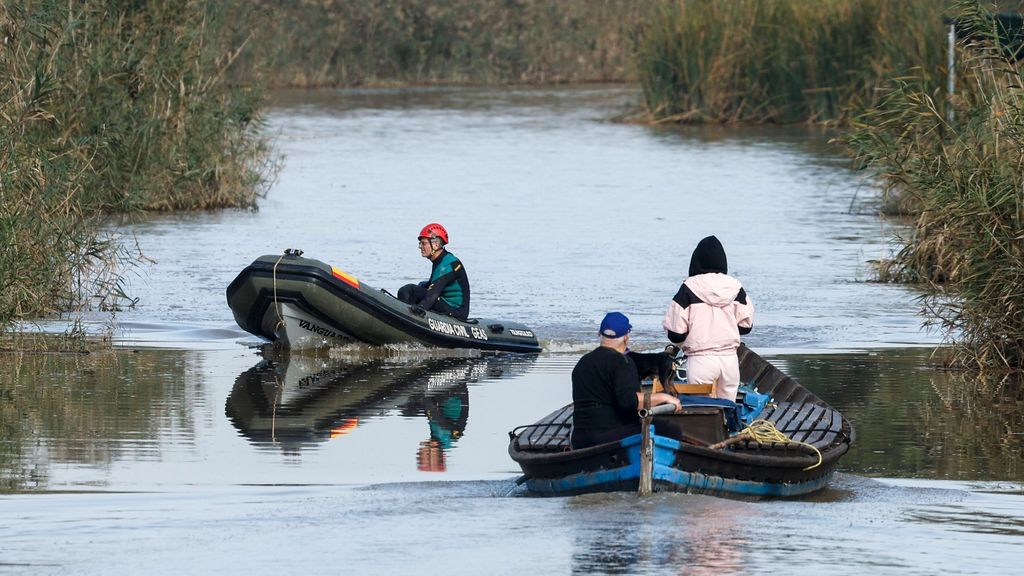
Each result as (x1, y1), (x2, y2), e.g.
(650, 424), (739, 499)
(948, 22), (956, 124)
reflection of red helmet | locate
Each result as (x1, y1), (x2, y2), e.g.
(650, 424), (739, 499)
(418, 223), (448, 245)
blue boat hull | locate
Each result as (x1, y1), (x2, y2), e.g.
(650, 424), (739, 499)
(521, 431), (834, 498)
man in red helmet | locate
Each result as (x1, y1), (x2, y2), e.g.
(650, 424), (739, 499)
(397, 223), (471, 321)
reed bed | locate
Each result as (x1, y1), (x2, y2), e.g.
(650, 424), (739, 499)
(245, 0), (645, 87)
(1, 0), (272, 331)
(631, 0), (949, 124)
(845, 1), (1024, 369)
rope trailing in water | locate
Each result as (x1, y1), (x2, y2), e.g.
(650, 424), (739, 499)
(711, 419), (823, 471)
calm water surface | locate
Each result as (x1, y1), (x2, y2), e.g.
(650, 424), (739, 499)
(3, 87), (1022, 575)
(104, 85), (929, 348)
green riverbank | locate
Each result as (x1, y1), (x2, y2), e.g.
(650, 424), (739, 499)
(1, 1), (272, 330)
(845, 1), (1024, 369)
(3, 0), (1020, 370)
(245, 0), (645, 87)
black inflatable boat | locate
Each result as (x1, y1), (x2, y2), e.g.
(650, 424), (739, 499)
(226, 251), (542, 353)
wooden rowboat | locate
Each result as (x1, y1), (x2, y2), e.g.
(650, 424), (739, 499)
(508, 345), (854, 499)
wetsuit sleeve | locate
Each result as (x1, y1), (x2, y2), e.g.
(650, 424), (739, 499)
(735, 287), (754, 335)
(418, 260), (461, 309)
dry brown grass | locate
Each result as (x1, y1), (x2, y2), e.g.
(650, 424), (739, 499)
(846, 1), (1024, 369)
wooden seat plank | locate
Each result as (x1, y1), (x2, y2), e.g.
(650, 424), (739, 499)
(520, 405), (573, 450)
(810, 432), (841, 449)
(806, 409), (845, 447)
(798, 408), (832, 445)
(770, 401), (811, 432)
(737, 401), (802, 450)
(541, 406), (573, 448)
(783, 405), (826, 442)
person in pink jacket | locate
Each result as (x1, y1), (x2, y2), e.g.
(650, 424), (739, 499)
(662, 235), (754, 402)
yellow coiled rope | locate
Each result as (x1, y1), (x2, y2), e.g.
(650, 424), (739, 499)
(714, 418), (823, 471)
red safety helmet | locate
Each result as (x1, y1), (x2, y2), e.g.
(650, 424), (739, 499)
(418, 223), (449, 245)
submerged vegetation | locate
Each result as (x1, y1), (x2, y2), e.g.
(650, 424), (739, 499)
(846, 1), (1024, 370)
(1, 1), (272, 331)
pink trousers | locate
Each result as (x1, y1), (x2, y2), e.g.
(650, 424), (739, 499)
(686, 354), (740, 402)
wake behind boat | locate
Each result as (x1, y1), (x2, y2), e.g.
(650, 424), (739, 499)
(226, 251), (542, 353)
(508, 345), (854, 498)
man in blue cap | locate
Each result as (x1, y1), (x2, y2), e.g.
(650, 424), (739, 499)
(570, 312), (682, 450)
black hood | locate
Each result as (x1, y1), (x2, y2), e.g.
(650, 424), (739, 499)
(688, 235), (728, 276)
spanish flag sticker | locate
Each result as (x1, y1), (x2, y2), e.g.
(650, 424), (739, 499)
(331, 266), (360, 288)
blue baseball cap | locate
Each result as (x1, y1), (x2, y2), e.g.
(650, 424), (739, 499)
(599, 312), (632, 338)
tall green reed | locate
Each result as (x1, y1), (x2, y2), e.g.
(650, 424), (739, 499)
(632, 0), (949, 124)
(245, 0), (645, 87)
(845, 1), (1024, 369)
(1, 0), (272, 331)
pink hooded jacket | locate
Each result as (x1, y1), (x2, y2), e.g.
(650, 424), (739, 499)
(662, 236), (754, 356)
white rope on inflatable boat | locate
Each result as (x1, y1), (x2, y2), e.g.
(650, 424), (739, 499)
(272, 253), (287, 335)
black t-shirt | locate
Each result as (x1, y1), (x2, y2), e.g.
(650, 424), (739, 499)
(571, 346), (640, 431)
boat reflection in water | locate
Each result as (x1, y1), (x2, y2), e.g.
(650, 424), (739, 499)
(225, 350), (536, 471)
(403, 375), (469, 472)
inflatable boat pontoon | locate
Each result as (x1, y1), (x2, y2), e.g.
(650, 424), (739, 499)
(226, 251), (542, 353)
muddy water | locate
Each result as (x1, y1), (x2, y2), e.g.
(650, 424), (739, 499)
(3, 87), (1022, 574)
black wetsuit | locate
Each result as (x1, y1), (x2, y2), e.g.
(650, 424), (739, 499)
(397, 249), (471, 320)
